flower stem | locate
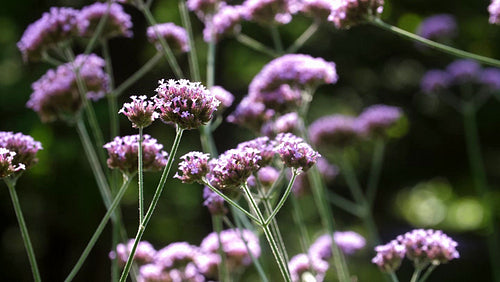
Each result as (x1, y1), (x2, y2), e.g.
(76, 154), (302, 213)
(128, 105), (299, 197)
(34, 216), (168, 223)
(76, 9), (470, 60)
(241, 183), (291, 282)
(270, 25), (284, 55)
(286, 21), (320, 53)
(327, 191), (363, 217)
(114, 52), (162, 97)
(4, 178), (42, 282)
(263, 171), (298, 226)
(84, 0), (111, 54)
(418, 264), (437, 282)
(179, 0), (201, 82)
(235, 34), (279, 58)
(64, 174), (134, 282)
(290, 195), (311, 253)
(101, 39), (118, 139)
(203, 182), (259, 223)
(370, 19), (500, 68)
(119, 127), (184, 282)
(212, 214), (229, 282)
(366, 139), (385, 207)
(410, 267), (422, 282)
(138, 127), (144, 223)
(139, 1), (184, 79)
(389, 272), (400, 282)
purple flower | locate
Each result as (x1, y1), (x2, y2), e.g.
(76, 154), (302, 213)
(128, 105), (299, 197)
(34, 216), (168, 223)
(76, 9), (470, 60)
(298, 0), (333, 21)
(446, 59), (480, 83)
(210, 85), (235, 110)
(257, 166), (280, 188)
(27, 54), (109, 122)
(203, 4), (244, 42)
(480, 68), (500, 90)
(138, 263), (170, 282)
(416, 14), (457, 40)
(103, 134), (168, 174)
(147, 23), (190, 53)
(276, 133), (320, 172)
(193, 252), (220, 278)
(372, 240), (406, 272)
(200, 229), (261, 269)
(17, 7), (78, 62)
(203, 186), (227, 215)
(119, 95), (159, 128)
(110, 239), (156, 267)
(154, 242), (199, 269)
(77, 2), (133, 38)
(174, 151), (211, 183)
(227, 97), (275, 132)
(208, 147), (261, 190)
(253, 84), (302, 113)
(420, 70), (452, 93)
(308, 231), (365, 262)
(187, 0), (219, 20)
(288, 253), (328, 282)
(489, 0), (500, 24)
(154, 79), (220, 130)
(262, 112), (300, 137)
(328, 0), (384, 29)
(0, 148), (26, 178)
(397, 229), (459, 266)
(236, 136), (276, 166)
(0, 132), (43, 170)
(308, 114), (361, 148)
(242, 0), (297, 25)
(356, 104), (403, 137)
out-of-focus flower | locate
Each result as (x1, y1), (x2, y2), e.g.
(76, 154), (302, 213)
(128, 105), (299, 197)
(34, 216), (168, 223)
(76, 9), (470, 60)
(227, 97), (275, 132)
(416, 14), (457, 41)
(288, 253), (328, 282)
(27, 54), (109, 122)
(77, 2), (133, 38)
(242, 0), (297, 25)
(103, 134), (168, 175)
(262, 112), (300, 137)
(17, 7), (78, 62)
(480, 68), (500, 90)
(187, 0), (220, 20)
(210, 85), (235, 110)
(154, 79), (220, 130)
(0, 149), (26, 178)
(151, 242), (204, 281)
(208, 147), (261, 190)
(147, 23), (190, 53)
(138, 263), (169, 282)
(203, 4), (244, 42)
(489, 0), (500, 24)
(308, 114), (361, 148)
(174, 151), (211, 184)
(420, 70), (452, 93)
(276, 133), (320, 172)
(446, 59), (480, 83)
(109, 239), (156, 267)
(298, 0), (332, 21)
(257, 166), (280, 188)
(372, 240), (406, 272)
(397, 229), (459, 266)
(119, 95), (159, 128)
(356, 104), (403, 138)
(0, 132), (43, 170)
(328, 0), (384, 29)
(309, 231), (365, 262)
(203, 186), (227, 215)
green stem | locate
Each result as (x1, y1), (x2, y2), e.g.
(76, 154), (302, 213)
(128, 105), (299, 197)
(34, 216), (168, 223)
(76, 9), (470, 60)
(4, 178), (42, 282)
(410, 268), (422, 282)
(84, 0), (111, 54)
(270, 26), (284, 55)
(286, 21), (320, 53)
(366, 139), (386, 207)
(212, 215), (229, 282)
(462, 102), (500, 282)
(263, 171), (298, 226)
(140, 2), (184, 79)
(203, 182), (259, 223)
(102, 40), (118, 139)
(111, 218), (119, 282)
(235, 34), (279, 58)
(42, 52), (63, 66)
(327, 191), (363, 217)
(418, 264), (437, 282)
(64, 174), (134, 282)
(207, 41), (216, 88)
(370, 19), (500, 68)
(241, 183), (291, 282)
(179, 0), (201, 82)
(389, 272), (400, 282)
(113, 52), (162, 97)
(119, 127), (184, 282)
(138, 127), (144, 223)
(290, 195), (311, 253)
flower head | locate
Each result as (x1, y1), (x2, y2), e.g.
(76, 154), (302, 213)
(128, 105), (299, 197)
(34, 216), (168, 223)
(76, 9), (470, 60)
(328, 0), (384, 29)
(480, 68), (500, 90)
(154, 79), (220, 130)
(109, 239), (156, 267)
(308, 114), (361, 148)
(262, 112), (300, 137)
(0, 131), (43, 170)
(489, 0), (500, 24)
(208, 147), (261, 190)
(397, 229), (459, 266)
(308, 231), (365, 263)
(17, 7), (78, 61)
(257, 166), (280, 188)
(77, 2), (133, 38)
(417, 14), (457, 41)
(138, 263), (170, 282)
(147, 23), (190, 53)
(203, 186), (227, 215)
(210, 85), (235, 110)
(420, 70), (452, 93)
(446, 59), (480, 83)
(203, 4), (245, 42)
(288, 253), (328, 282)
(242, 0), (297, 25)
(103, 134), (168, 175)
(236, 136), (276, 166)
(227, 97), (275, 132)
(356, 104), (403, 138)
(0, 149), (26, 178)
(298, 0), (333, 21)
(27, 54), (109, 122)
(276, 133), (320, 172)
(119, 95), (159, 128)
(372, 240), (406, 272)
(154, 242), (199, 269)
(174, 151), (211, 183)
(187, 0), (220, 19)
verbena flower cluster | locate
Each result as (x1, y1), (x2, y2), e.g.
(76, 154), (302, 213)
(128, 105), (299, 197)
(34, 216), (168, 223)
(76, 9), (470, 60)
(111, 229), (260, 281)
(0, 148), (25, 178)
(416, 14), (457, 41)
(0, 131), (43, 171)
(203, 4), (245, 43)
(328, 0), (384, 29)
(147, 23), (190, 53)
(421, 59), (500, 93)
(489, 0), (500, 24)
(103, 134), (168, 175)
(174, 151), (211, 184)
(275, 133), (320, 172)
(210, 86), (235, 110)
(154, 79), (220, 130)
(372, 229), (459, 272)
(27, 54), (110, 122)
(119, 95), (159, 128)
(17, 3), (133, 62)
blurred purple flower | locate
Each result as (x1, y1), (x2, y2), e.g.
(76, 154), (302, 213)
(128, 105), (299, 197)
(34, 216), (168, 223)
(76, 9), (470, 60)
(257, 166), (280, 188)
(308, 114), (361, 148)
(489, 0), (500, 24)
(0, 132), (43, 170)
(372, 239), (406, 272)
(77, 2), (133, 38)
(356, 104), (403, 138)
(187, 0), (220, 20)
(203, 186), (227, 215)
(329, 0), (384, 29)
(210, 85), (235, 110)
(288, 253), (328, 282)
(480, 68), (500, 90)
(446, 59), (480, 83)
(242, 0), (297, 25)
(262, 112), (300, 137)
(147, 23), (190, 53)
(110, 239), (156, 267)
(227, 97), (275, 132)
(416, 14), (457, 40)
(420, 69), (452, 93)
(203, 4), (244, 42)
(298, 0), (332, 21)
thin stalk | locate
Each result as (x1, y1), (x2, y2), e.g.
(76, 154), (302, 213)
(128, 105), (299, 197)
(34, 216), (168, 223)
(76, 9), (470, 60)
(111, 218), (119, 282)
(270, 25), (284, 54)
(327, 191), (363, 217)
(206, 41), (216, 88)
(263, 171), (298, 226)
(370, 19), (500, 68)
(64, 174), (134, 282)
(462, 102), (500, 281)
(241, 183), (291, 282)
(138, 127), (144, 223)
(418, 264), (437, 282)
(113, 52), (163, 97)
(179, 0), (200, 82)
(410, 268), (422, 282)
(119, 127), (184, 282)
(203, 182), (259, 223)
(102, 40), (119, 139)
(286, 21), (320, 53)
(4, 178), (42, 282)
(140, 2), (184, 79)
(212, 215), (229, 282)
(366, 139), (385, 207)
(290, 195), (311, 253)
(235, 34), (279, 58)
(389, 272), (400, 282)
(42, 52), (63, 66)
(265, 169), (286, 199)
(84, 0), (111, 54)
